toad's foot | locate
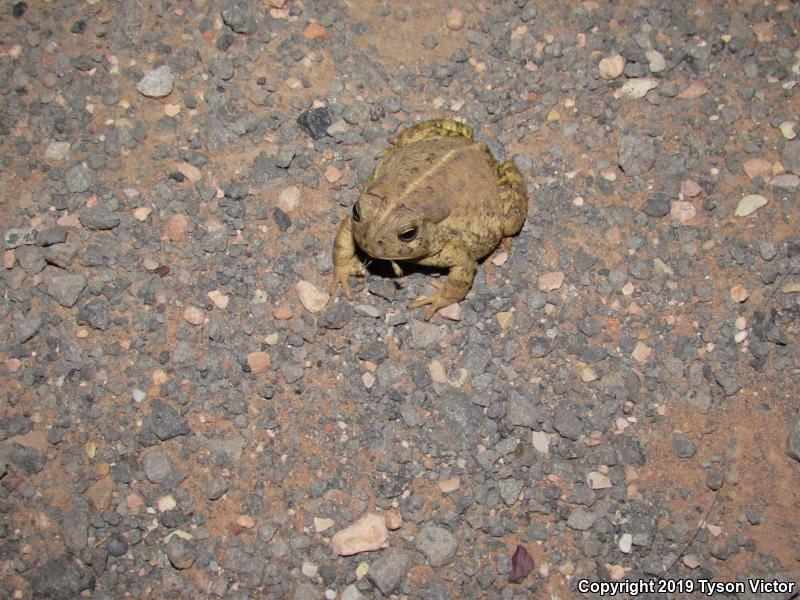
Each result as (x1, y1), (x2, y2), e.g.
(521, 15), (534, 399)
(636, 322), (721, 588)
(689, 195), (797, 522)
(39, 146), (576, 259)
(408, 288), (456, 321)
(330, 257), (364, 300)
(408, 263), (475, 320)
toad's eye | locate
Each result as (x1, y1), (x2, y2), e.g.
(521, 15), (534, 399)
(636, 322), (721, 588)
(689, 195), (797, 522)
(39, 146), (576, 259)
(398, 226), (418, 242)
(352, 201), (361, 222)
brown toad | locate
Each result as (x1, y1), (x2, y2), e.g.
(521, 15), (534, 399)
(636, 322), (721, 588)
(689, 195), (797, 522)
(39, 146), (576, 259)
(330, 118), (528, 319)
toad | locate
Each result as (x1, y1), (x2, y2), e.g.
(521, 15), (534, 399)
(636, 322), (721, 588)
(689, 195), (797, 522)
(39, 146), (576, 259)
(330, 118), (528, 319)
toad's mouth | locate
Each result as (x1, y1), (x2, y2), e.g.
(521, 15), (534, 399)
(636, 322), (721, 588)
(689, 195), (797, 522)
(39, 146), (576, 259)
(353, 237), (431, 263)
(362, 248), (427, 263)
(359, 249), (424, 262)
(355, 239), (436, 262)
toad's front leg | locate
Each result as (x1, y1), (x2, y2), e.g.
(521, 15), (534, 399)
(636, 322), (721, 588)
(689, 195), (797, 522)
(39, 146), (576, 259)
(330, 217), (364, 299)
(408, 260), (477, 320)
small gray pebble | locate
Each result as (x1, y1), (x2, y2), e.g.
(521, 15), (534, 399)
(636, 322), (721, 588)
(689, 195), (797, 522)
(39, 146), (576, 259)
(205, 476), (229, 500)
(673, 434), (697, 458)
(79, 207), (120, 230)
(46, 274), (86, 308)
(415, 524), (457, 567)
(368, 548), (413, 594)
(141, 451), (172, 484)
(106, 535), (129, 557)
(166, 536), (196, 569)
(137, 65), (175, 98)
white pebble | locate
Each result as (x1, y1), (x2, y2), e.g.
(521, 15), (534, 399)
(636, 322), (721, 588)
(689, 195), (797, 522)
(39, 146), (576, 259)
(779, 120), (797, 140)
(735, 194), (768, 217)
(598, 54), (625, 79)
(301, 561), (318, 578)
(645, 49), (666, 73)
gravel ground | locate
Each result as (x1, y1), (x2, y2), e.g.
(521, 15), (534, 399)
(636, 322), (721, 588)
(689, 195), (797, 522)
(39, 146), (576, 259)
(1, 1), (799, 599)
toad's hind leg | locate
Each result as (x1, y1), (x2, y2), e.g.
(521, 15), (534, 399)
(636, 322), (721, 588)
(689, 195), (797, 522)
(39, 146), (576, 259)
(496, 159), (528, 237)
(393, 118), (473, 146)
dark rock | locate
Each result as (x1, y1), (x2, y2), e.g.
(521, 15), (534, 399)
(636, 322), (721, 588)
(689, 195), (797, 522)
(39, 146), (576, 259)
(642, 191), (671, 218)
(224, 181), (249, 200)
(297, 107), (333, 140)
(497, 478), (524, 506)
(476, 566), (496, 588)
(715, 372), (741, 396)
(36, 226), (68, 247)
(202, 229), (228, 253)
(16, 313), (42, 343)
(358, 340), (389, 363)
(45, 273), (86, 308)
(221, 0), (257, 34)
(528, 337), (552, 358)
(14, 245), (46, 273)
(320, 302), (356, 329)
(415, 524), (457, 567)
(368, 547), (413, 594)
(573, 248), (598, 272)
(422, 34), (439, 49)
(280, 361), (305, 384)
(106, 535), (129, 557)
(12, 3), (27, 19)
(77, 298), (110, 330)
(618, 135), (655, 176)
(373, 465), (411, 498)
(577, 318), (601, 337)
(148, 400), (190, 441)
(273, 207), (291, 231)
(782, 140), (800, 175)
(553, 410), (581, 441)
(506, 391), (541, 428)
(1, 441), (46, 474)
(577, 344), (607, 364)
(44, 243), (79, 267)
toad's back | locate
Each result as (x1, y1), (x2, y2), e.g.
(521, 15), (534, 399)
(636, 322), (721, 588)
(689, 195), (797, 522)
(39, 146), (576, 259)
(365, 137), (507, 261)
